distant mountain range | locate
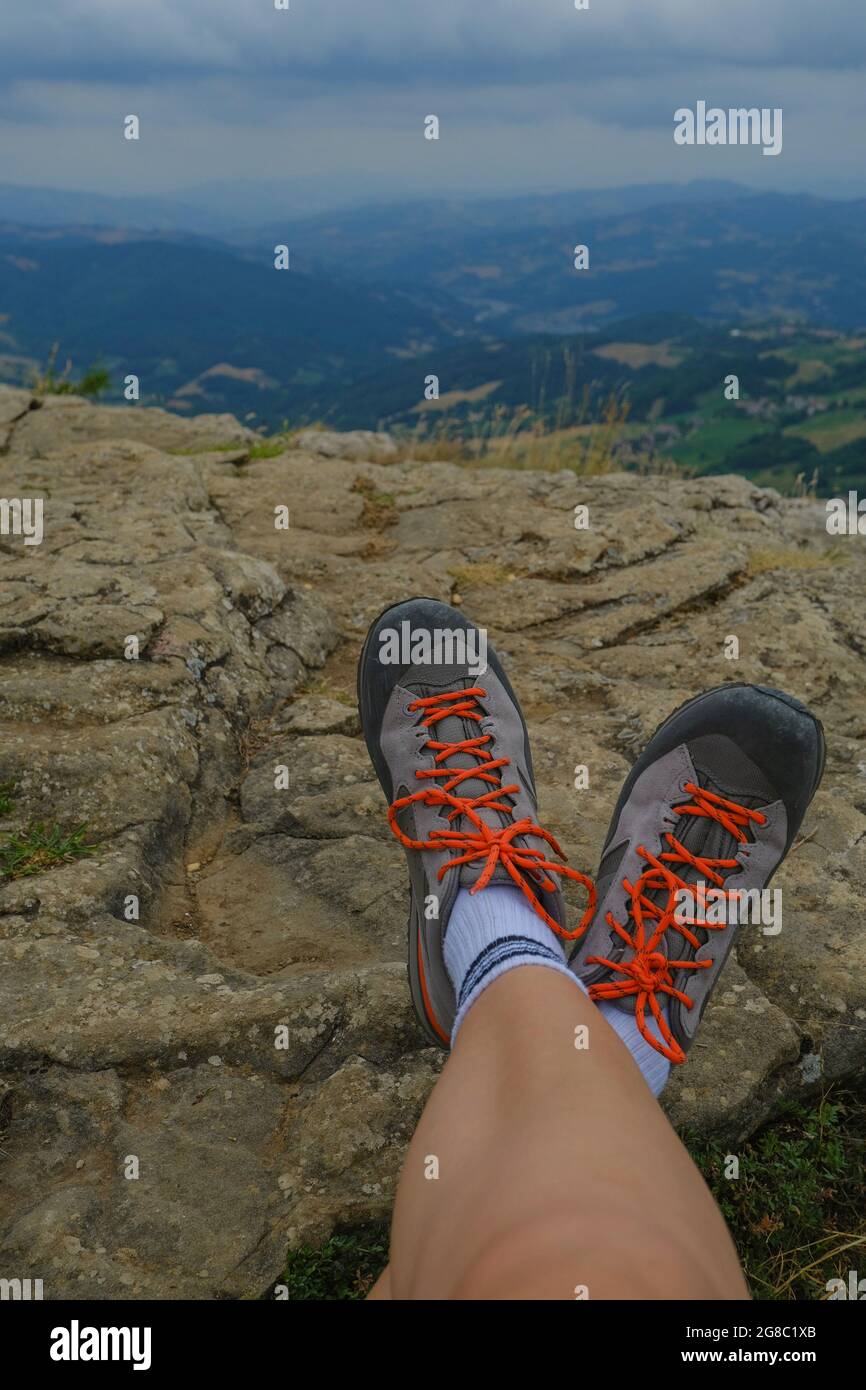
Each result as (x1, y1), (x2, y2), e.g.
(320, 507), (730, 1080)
(0, 177), (754, 237)
(0, 229), (457, 428)
(0, 181), (864, 488)
(236, 187), (866, 337)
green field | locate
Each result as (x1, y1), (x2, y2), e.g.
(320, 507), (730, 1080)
(373, 319), (866, 495)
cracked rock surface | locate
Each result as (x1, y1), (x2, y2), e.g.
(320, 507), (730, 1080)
(0, 386), (864, 1297)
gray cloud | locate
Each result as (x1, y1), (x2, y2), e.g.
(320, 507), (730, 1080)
(3, 1), (866, 82)
(0, 1), (864, 200)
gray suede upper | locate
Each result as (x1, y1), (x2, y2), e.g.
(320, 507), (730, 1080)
(575, 744), (788, 1049)
(379, 664), (566, 1038)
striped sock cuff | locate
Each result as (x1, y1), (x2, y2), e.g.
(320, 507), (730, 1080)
(456, 934), (563, 1011)
(451, 934), (587, 1044)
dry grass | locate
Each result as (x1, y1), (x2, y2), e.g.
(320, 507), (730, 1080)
(350, 476), (399, 529)
(747, 543), (851, 577)
(387, 380), (633, 476)
(448, 560), (518, 592)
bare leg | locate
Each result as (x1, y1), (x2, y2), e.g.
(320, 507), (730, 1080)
(386, 966), (748, 1301)
(366, 1266), (391, 1300)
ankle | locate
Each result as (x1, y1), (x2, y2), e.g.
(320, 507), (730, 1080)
(444, 885), (580, 1045)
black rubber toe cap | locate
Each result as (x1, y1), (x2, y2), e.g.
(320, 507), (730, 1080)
(612, 683), (825, 852)
(357, 596), (529, 802)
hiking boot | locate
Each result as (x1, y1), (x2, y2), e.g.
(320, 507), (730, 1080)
(569, 683), (825, 1064)
(357, 596), (596, 1046)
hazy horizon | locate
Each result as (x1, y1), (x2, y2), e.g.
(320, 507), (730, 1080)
(1, 176), (863, 239)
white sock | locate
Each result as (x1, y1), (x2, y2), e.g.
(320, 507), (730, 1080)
(444, 884), (584, 1044)
(443, 884), (672, 1097)
(595, 999), (672, 1098)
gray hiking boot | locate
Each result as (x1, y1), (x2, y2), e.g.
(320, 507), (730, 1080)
(357, 596), (596, 1046)
(569, 683), (825, 1063)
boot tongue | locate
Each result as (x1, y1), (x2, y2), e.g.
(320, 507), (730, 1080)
(402, 668), (517, 889)
(605, 738), (775, 1011)
(642, 750), (773, 946)
(667, 768), (764, 896)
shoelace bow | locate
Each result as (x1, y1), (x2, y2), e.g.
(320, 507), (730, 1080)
(387, 687), (596, 939)
(587, 782), (767, 1063)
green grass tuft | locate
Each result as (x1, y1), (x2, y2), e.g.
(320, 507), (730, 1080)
(684, 1088), (866, 1300)
(279, 1224), (388, 1300)
(0, 779), (16, 817)
(31, 344), (110, 399)
(168, 442), (248, 455)
(0, 822), (97, 879)
(249, 434), (298, 459)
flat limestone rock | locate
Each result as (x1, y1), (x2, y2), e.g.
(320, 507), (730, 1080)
(5, 393), (255, 458)
(293, 428), (397, 461)
(0, 384), (35, 427)
(0, 402), (864, 1298)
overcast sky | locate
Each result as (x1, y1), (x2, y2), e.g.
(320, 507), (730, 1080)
(1, 1), (864, 203)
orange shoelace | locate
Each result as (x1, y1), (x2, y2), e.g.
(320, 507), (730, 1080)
(387, 687), (596, 939)
(587, 782), (767, 1063)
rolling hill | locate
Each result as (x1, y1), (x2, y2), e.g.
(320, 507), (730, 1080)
(1, 184), (864, 489)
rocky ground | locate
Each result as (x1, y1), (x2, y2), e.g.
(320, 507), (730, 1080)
(0, 387), (864, 1299)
